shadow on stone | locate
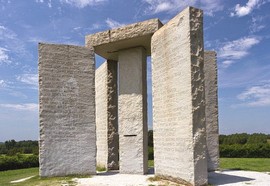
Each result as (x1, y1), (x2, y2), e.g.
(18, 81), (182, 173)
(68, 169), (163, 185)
(148, 167), (155, 174)
(97, 168), (155, 176)
(208, 171), (255, 185)
(97, 170), (119, 176)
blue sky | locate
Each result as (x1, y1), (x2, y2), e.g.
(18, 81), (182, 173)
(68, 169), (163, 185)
(0, 0), (270, 141)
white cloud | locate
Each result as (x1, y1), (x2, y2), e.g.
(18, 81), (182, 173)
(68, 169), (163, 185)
(218, 36), (260, 68)
(143, 0), (192, 14)
(48, 0), (52, 8)
(0, 103), (38, 111)
(0, 80), (7, 88)
(60, 0), (107, 8)
(230, 0), (264, 17)
(35, 0), (52, 8)
(250, 16), (265, 33)
(221, 60), (235, 68)
(199, 0), (223, 16)
(16, 74), (38, 88)
(105, 18), (124, 29)
(0, 24), (29, 63)
(92, 23), (102, 30)
(0, 25), (17, 39)
(0, 47), (11, 64)
(237, 83), (270, 107)
(142, 0), (223, 16)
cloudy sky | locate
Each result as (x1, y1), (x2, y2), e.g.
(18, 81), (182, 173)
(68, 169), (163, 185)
(0, 0), (270, 141)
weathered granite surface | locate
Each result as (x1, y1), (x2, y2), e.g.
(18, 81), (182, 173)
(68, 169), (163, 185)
(95, 60), (119, 170)
(118, 47), (148, 174)
(204, 51), (219, 171)
(152, 7), (207, 185)
(85, 19), (163, 60)
(39, 43), (96, 177)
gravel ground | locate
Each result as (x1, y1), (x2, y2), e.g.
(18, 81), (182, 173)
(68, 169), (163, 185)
(75, 170), (270, 186)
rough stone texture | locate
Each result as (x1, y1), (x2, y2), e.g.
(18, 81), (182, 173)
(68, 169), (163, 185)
(106, 60), (119, 170)
(118, 47), (148, 174)
(204, 51), (219, 171)
(151, 7), (207, 186)
(85, 19), (163, 60)
(39, 43), (96, 177)
(95, 60), (119, 170)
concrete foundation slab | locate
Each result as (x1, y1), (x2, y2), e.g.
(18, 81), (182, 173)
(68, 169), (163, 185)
(95, 60), (119, 170)
(151, 7), (207, 185)
(118, 47), (148, 174)
(204, 51), (219, 171)
(39, 43), (96, 177)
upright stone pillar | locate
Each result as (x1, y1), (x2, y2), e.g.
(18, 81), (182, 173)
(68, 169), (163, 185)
(86, 19), (162, 175)
(95, 60), (119, 170)
(204, 51), (219, 171)
(152, 7), (207, 185)
(39, 43), (96, 176)
(118, 47), (148, 174)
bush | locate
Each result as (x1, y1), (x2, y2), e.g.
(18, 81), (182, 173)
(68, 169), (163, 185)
(0, 140), (39, 155)
(220, 144), (270, 158)
(148, 147), (154, 160)
(0, 154), (39, 171)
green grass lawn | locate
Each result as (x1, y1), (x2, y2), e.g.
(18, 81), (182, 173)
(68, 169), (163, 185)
(148, 158), (270, 172)
(0, 168), (90, 186)
(148, 160), (154, 167)
(220, 158), (270, 172)
(0, 168), (39, 186)
(0, 158), (269, 185)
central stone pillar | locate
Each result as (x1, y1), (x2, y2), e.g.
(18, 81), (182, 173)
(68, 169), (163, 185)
(118, 47), (148, 174)
(86, 18), (162, 175)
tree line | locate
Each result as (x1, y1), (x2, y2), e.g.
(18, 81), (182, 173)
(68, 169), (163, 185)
(148, 131), (270, 159)
(219, 133), (270, 158)
(1, 132), (269, 171)
(0, 140), (38, 156)
(0, 140), (39, 171)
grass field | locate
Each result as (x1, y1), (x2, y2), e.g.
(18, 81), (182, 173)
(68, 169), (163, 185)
(150, 158), (270, 172)
(0, 158), (269, 185)
(148, 160), (154, 167)
(0, 168), (89, 186)
(220, 158), (270, 172)
(0, 168), (38, 186)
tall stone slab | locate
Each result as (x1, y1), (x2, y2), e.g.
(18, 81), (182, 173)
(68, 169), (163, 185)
(118, 47), (148, 174)
(152, 7), (207, 185)
(204, 51), (219, 171)
(95, 60), (119, 170)
(39, 43), (96, 177)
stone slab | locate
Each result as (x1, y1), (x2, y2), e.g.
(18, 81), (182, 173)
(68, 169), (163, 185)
(118, 47), (148, 174)
(151, 7), (207, 185)
(85, 19), (163, 60)
(204, 51), (219, 171)
(39, 43), (96, 177)
(95, 62), (109, 170)
(95, 60), (119, 170)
